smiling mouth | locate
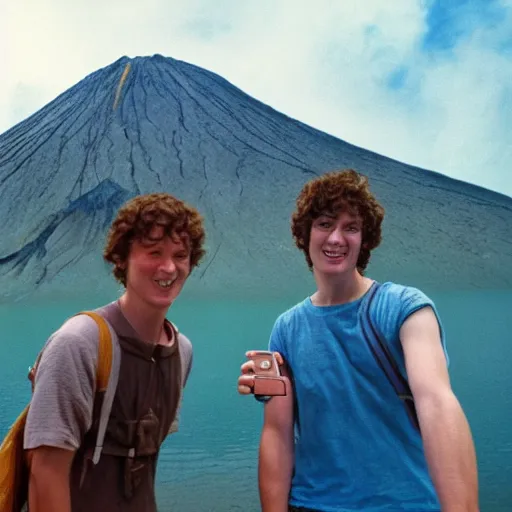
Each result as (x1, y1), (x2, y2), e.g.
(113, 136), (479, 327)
(323, 250), (347, 259)
(154, 279), (176, 289)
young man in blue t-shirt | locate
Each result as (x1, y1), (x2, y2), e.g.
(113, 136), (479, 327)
(238, 169), (479, 512)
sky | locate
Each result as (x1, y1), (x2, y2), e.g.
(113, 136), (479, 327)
(1, 0), (511, 197)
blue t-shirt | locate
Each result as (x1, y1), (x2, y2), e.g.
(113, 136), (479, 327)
(268, 281), (448, 512)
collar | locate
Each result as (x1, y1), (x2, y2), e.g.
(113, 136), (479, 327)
(97, 301), (179, 361)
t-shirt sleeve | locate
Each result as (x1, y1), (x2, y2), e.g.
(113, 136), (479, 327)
(397, 286), (448, 360)
(372, 283), (449, 375)
(268, 317), (285, 356)
(24, 316), (99, 451)
(397, 286), (437, 327)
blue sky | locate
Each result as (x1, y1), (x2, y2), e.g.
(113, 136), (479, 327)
(1, 0), (511, 197)
(423, 0), (511, 51)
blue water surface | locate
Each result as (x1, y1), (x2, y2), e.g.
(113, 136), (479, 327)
(0, 289), (510, 511)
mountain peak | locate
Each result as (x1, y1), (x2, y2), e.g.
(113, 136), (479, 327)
(1, 55), (511, 302)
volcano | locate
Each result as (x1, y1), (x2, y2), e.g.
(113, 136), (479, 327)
(0, 54), (511, 302)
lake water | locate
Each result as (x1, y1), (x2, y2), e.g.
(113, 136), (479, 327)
(0, 289), (510, 511)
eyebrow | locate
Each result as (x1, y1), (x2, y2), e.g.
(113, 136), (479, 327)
(139, 236), (190, 252)
(139, 237), (163, 246)
(316, 213), (362, 225)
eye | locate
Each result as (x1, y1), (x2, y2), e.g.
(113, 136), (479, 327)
(149, 249), (162, 257)
(175, 252), (189, 260)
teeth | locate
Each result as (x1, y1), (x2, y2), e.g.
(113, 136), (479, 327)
(323, 250), (345, 258)
(155, 279), (175, 288)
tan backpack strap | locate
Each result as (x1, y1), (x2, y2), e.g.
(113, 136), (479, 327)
(78, 312), (113, 392)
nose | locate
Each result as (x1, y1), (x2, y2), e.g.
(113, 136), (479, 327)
(327, 227), (345, 245)
(159, 257), (177, 274)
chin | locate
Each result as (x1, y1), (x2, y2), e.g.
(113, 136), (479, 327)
(316, 263), (353, 278)
(146, 290), (176, 306)
(149, 298), (174, 310)
(320, 261), (347, 271)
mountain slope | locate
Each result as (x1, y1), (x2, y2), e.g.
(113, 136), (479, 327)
(1, 54), (511, 302)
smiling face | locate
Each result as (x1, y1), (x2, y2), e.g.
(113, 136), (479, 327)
(291, 169), (385, 276)
(308, 210), (363, 280)
(123, 226), (191, 311)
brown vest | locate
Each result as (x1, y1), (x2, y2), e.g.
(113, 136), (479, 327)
(70, 301), (182, 512)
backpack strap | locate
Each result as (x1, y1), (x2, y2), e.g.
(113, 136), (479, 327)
(359, 282), (420, 433)
(77, 312), (122, 464)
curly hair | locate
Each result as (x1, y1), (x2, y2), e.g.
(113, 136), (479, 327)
(103, 193), (206, 286)
(291, 169), (385, 274)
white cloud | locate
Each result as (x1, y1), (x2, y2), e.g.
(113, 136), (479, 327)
(1, 0), (511, 197)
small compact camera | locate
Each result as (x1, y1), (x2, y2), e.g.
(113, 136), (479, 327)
(248, 351), (287, 396)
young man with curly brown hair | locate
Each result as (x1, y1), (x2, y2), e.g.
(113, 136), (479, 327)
(239, 169), (479, 512)
(24, 193), (205, 512)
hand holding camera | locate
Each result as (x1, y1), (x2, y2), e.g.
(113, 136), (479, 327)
(238, 350), (287, 397)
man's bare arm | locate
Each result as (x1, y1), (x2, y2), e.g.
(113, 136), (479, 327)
(258, 368), (295, 512)
(238, 354), (295, 512)
(27, 446), (76, 512)
(401, 307), (479, 512)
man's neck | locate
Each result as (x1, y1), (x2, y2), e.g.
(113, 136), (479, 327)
(118, 293), (169, 345)
(312, 271), (372, 306)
